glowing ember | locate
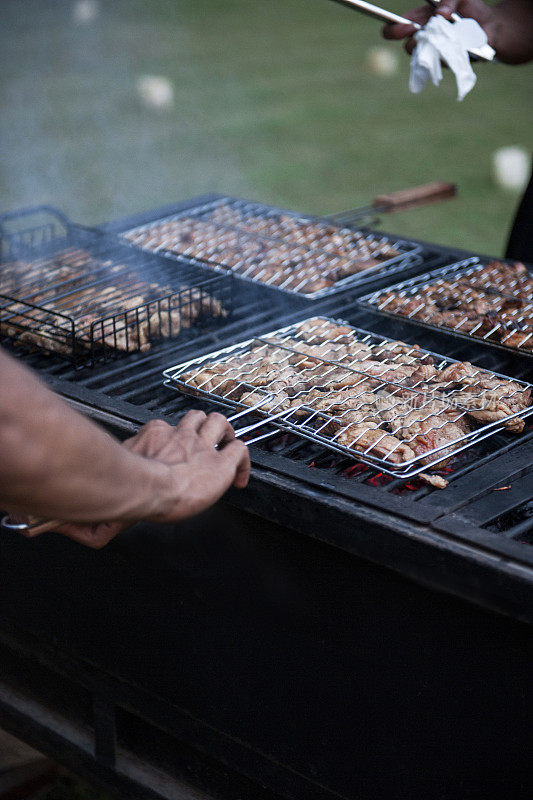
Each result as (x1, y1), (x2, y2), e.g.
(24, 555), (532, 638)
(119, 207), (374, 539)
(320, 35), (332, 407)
(366, 472), (394, 488)
(402, 481), (423, 491)
(343, 463), (370, 478)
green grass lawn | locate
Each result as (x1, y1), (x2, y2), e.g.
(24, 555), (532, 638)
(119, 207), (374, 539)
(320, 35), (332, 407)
(1, 0), (531, 256)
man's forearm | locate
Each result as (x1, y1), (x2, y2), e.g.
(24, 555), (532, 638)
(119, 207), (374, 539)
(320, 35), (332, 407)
(0, 350), (172, 522)
(485, 0), (533, 63)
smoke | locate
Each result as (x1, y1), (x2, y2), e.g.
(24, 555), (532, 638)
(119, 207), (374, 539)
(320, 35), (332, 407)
(0, 0), (252, 227)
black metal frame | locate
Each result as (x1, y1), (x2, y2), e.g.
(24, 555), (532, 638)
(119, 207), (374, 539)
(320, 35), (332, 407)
(0, 206), (233, 366)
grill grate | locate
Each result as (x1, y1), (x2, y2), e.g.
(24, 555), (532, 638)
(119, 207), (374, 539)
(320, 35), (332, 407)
(359, 257), (533, 356)
(0, 207), (232, 365)
(122, 196), (422, 299)
(163, 315), (533, 481)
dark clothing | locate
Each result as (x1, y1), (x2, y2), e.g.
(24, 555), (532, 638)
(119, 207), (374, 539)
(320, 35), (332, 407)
(505, 168), (533, 264)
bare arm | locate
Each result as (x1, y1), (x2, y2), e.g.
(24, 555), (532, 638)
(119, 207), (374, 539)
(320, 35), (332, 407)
(0, 348), (250, 546)
(383, 0), (533, 64)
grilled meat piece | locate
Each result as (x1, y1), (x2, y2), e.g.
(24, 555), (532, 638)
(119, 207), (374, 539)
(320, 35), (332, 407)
(418, 472), (449, 489)
(446, 377), (530, 432)
(334, 423), (416, 464)
(239, 390), (291, 413)
(382, 405), (469, 467)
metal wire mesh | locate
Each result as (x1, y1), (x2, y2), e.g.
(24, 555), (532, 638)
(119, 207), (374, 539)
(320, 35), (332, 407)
(0, 209), (232, 365)
(123, 196), (421, 298)
(359, 257), (533, 355)
(163, 316), (533, 479)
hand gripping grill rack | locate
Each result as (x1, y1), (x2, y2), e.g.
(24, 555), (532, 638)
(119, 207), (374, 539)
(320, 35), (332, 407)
(163, 316), (533, 481)
(358, 256), (533, 357)
(0, 206), (233, 366)
(122, 195), (423, 300)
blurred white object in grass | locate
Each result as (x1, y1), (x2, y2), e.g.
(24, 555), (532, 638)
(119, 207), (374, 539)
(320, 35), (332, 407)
(492, 146), (531, 192)
(136, 76), (175, 111)
(72, 0), (99, 24)
(366, 47), (399, 76)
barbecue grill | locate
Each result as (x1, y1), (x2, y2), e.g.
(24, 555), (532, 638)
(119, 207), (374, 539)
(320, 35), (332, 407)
(0, 207), (232, 365)
(121, 195), (423, 299)
(1, 198), (532, 800)
(359, 255), (533, 356)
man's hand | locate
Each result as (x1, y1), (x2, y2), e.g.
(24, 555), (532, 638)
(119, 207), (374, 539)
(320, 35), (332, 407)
(1, 350), (251, 548)
(123, 410), (251, 521)
(382, 0), (533, 64)
(22, 411), (250, 549)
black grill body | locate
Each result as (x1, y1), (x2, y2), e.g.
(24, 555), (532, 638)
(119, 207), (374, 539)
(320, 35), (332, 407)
(0, 199), (532, 800)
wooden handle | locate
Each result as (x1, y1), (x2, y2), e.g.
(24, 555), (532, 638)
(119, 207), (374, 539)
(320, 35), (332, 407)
(372, 182), (457, 213)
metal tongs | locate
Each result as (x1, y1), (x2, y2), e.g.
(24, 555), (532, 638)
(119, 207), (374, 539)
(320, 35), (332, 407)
(330, 0), (496, 62)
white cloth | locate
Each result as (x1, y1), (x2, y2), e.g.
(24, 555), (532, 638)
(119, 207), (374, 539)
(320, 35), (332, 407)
(409, 15), (489, 101)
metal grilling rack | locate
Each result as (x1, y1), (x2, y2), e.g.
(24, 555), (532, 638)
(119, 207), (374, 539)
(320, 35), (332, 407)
(0, 207), (232, 365)
(164, 316), (533, 480)
(123, 196), (422, 299)
(358, 256), (533, 356)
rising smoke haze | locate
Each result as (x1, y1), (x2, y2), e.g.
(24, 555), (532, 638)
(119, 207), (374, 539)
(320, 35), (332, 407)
(1, 0), (532, 255)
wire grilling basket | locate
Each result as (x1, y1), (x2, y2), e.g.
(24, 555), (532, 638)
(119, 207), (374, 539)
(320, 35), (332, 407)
(358, 257), (533, 357)
(123, 196), (422, 299)
(0, 206), (232, 365)
(163, 316), (533, 481)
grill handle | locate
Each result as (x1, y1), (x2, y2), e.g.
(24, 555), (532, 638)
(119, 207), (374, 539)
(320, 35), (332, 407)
(328, 181), (457, 226)
(372, 181), (458, 212)
(0, 205), (70, 227)
(0, 204), (72, 252)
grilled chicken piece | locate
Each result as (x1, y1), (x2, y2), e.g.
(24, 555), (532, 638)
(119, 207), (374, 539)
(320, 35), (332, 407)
(294, 318), (355, 343)
(181, 366), (241, 397)
(452, 394), (526, 432)
(419, 472), (449, 489)
(310, 387), (378, 409)
(239, 390), (291, 413)
(333, 359), (439, 386)
(502, 331), (533, 351)
(269, 340), (355, 368)
(446, 378), (531, 432)
(437, 361), (483, 384)
(383, 406), (470, 467)
(452, 376), (530, 407)
(334, 423), (416, 464)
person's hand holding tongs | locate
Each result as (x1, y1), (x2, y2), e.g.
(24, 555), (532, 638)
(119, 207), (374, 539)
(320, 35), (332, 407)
(330, 0), (496, 60)
(382, 0), (533, 63)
